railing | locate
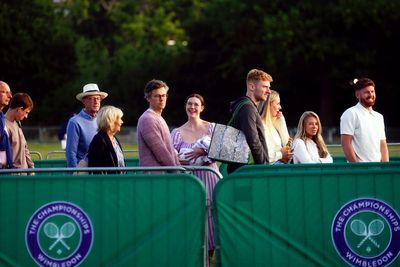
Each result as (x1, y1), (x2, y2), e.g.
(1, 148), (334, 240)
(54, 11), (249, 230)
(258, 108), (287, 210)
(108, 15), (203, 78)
(0, 165), (223, 179)
(29, 151), (42, 160)
(45, 149), (139, 159)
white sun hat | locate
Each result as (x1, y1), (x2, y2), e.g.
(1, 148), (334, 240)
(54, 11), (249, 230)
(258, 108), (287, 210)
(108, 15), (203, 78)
(76, 83), (108, 101)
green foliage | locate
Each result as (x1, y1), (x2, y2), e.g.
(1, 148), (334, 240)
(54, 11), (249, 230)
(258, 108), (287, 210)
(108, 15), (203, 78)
(1, 0), (399, 141)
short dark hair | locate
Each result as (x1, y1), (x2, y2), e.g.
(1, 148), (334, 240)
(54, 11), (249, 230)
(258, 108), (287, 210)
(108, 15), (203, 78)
(354, 78), (375, 91)
(9, 93), (33, 110)
(144, 79), (169, 98)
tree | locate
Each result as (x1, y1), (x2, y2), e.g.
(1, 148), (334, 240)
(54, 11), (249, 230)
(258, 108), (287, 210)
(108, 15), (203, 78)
(0, 0), (78, 124)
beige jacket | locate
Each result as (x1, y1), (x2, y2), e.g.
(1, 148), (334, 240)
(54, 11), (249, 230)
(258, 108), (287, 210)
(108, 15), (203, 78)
(5, 119), (34, 168)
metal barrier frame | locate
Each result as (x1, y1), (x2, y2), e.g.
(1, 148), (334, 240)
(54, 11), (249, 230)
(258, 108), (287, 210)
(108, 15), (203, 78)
(0, 165), (223, 179)
(45, 149), (139, 159)
(29, 151), (42, 160)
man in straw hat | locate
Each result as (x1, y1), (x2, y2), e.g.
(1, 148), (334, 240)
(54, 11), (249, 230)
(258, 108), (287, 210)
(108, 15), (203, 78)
(66, 83), (108, 167)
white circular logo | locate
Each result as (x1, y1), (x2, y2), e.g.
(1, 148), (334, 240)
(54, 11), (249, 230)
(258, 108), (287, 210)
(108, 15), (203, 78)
(26, 201), (94, 266)
(332, 198), (400, 266)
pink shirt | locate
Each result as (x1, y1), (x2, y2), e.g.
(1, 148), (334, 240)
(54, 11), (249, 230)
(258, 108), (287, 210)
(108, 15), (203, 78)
(137, 109), (180, 167)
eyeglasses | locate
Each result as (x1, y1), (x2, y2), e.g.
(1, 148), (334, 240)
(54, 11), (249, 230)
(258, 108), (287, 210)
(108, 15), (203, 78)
(152, 94), (168, 99)
(84, 96), (102, 101)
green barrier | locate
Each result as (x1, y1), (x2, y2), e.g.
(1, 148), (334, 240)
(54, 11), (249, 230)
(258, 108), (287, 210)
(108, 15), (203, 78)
(213, 169), (400, 267)
(0, 173), (206, 266)
(219, 156), (400, 177)
(236, 161), (400, 174)
(34, 157), (140, 168)
(34, 159), (67, 168)
(330, 156), (400, 163)
(126, 157), (140, 167)
(218, 159), (353, 177)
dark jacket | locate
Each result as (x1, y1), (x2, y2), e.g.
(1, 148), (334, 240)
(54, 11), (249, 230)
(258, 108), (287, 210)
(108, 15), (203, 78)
(88, 131), (124, 170)
(227, 96), (269, 173)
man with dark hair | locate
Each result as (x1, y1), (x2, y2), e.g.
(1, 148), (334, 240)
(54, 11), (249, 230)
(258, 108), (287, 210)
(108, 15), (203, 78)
(5, 93), (34, 169)
(137, 79), (180, 167)
(227, 69), (272, 173)
(340, 78), (389, 162)
(0, 81), (13, 168)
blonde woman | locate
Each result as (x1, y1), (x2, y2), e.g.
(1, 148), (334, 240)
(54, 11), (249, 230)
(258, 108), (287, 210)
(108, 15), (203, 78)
(292, 111), (333, 163)
(260, 90), (293, 164)
(88, 105), (125, 168)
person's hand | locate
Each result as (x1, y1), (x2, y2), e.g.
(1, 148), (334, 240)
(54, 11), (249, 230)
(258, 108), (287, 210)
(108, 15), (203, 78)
(183, 148), (205, 160)
(280, 147), (293, 163)
(179, 159), (190, 165)
(178, 148), (206, 165)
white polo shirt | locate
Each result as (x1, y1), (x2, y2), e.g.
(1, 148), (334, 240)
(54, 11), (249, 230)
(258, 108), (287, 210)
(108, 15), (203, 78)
(340, 102), (386, 162)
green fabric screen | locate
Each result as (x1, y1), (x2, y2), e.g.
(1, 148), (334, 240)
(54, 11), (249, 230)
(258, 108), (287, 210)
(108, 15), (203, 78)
(33, 158), (140, 168)
(0, 173), (206, 267)
(236, 161), (400, 174)
(213, 168), (400, 266)
(218, 157), (400, 178)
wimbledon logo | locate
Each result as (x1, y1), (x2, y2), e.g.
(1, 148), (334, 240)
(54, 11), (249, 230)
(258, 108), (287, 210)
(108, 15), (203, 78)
(332, 198), (400, 267)
(26, 201), (94, 267)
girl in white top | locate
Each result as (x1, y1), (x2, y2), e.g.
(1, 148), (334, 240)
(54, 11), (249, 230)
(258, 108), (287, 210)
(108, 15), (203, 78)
(293, 111), (333, 164)
(260, 90), (293, 164)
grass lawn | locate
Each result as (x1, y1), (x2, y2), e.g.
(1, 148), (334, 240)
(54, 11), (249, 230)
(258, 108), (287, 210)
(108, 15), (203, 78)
(29, 142), (138, 160)
(328, 144), (400, 157)
(28, 142), (399, 161)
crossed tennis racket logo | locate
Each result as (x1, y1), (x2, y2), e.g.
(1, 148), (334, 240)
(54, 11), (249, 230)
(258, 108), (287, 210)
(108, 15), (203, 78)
(43, 222), (76, 251)
(350, 219), (384, 249)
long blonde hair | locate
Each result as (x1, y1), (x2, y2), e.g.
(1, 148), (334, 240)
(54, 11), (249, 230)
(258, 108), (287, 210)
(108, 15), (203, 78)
(260, 90), (289, 146)
(294, 111), (329, 158)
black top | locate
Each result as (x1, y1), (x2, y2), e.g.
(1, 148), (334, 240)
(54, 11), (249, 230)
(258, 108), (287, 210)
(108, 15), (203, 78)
(88, 131), (124, 171)
(227, 96), (269, 173)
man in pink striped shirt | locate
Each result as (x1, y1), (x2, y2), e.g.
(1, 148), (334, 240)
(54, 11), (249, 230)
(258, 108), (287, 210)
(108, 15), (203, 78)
(137, 79), (180, 167)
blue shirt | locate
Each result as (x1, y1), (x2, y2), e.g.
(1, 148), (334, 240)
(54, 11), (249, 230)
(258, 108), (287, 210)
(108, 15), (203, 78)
(66, 109), (97, 167)
(0, 112), (13, 168)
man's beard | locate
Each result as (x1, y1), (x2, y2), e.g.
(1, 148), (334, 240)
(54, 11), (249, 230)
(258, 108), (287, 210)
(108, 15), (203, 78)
(360, 97), (375, 108)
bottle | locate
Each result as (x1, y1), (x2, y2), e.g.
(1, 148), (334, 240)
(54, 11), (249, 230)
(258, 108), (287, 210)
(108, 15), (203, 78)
(285, 137), (293, 164)
(285, 137), (293, 151)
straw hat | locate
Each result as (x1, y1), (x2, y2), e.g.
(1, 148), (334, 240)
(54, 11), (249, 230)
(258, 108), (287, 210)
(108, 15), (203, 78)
(76, 83), (108, 101)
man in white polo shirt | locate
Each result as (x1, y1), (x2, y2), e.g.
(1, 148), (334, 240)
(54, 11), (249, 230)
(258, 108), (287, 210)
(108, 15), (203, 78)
(340, 78), (389, 162)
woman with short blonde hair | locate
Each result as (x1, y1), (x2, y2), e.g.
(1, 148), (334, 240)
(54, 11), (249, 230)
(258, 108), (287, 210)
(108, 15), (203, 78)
(88, 105), (125, 170)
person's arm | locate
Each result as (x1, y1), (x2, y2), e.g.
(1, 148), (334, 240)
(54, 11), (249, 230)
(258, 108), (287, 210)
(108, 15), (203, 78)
(88, 135), (107, 167)
(279, 147), (293, 163)
(170, 128), (181, 152)
(238, 106), (267, 164)
(380, 139), (389, 162)
(171, 128), (189, 165)
(25, 144), (34, 168)
(140, 116), (180, 166)
(292, 139), (314, 163)
(341, 134), (357, 162)
(270, 149), (283, 163)
(66, 120), (79, 167)
(320, 153), (333, 163)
